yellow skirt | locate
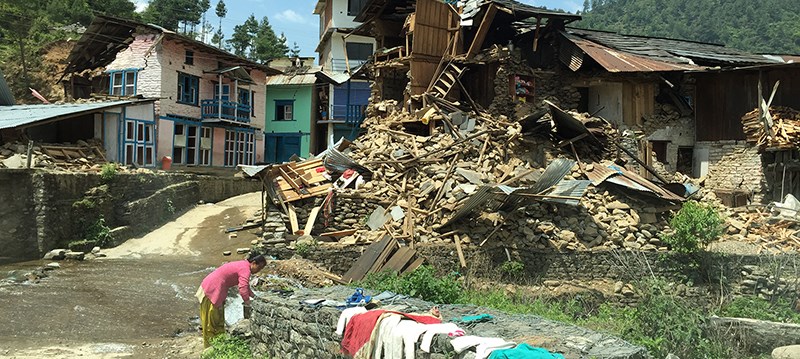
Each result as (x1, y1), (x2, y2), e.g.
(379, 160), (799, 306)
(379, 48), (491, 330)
(199, 293), (225, 348)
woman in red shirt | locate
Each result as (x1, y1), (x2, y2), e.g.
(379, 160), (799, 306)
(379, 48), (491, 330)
(196, 253), (266, 347)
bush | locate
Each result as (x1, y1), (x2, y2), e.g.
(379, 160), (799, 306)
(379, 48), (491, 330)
(664, 201), (724, 253)
(201, 334), (252, 359)
(359, 265), (462, 304)
(626, 279), (729, 358)
(85, 216), (113, 247)
(100, 163), (117, 182)
(499, 260), (525, 279)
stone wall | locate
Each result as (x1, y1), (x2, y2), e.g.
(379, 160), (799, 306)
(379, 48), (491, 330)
(0, 170), (261, 262)
(271, 243), (800, 306)
(697, 140), (766, 203)
(0, 170), (37, 262)
(250, 286), (648, 359)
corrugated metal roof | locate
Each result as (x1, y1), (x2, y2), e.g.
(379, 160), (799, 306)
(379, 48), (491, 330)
(561, 28), (779, 72)
(540, 179), (590, 206)
(0, 101), (134, 130)
(461, 0), (581, 22)
(0, 70), (15, 106)
(266, 73), (318, 86)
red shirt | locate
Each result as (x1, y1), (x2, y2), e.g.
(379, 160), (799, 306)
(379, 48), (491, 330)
(200, 260), (254, 308)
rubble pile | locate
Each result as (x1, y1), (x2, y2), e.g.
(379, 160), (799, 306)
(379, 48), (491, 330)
(741, 106), (800, 151)
(324, 106), (680, 251)
(0, 139), (108, 171)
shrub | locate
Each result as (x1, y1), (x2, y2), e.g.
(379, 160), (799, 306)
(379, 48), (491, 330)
(100, 163), (117, 182)
(294, 238), (319, 257)
(202, 334), (252, 359)
(359, 265), (462, 304)
(664, 200), (724, 253)
(85, 216), (113, 247)
(499, 260), (525, 279)
(626, 279), (729, 359)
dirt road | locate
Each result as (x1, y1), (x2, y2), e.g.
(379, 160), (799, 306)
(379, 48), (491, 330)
(0, 192), (264, 358)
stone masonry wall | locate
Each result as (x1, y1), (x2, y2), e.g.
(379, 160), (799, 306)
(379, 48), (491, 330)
(250, 286), (648, 359)
(0, 170), (261, 261)
(276, 244), (800, 306)
(697, 140), (766, 203)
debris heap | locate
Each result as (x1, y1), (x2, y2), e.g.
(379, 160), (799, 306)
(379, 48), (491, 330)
(741, 106), (800, 151)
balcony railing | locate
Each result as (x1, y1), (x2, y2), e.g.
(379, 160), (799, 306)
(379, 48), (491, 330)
(332, 104), (366, 125)
(201, 99), (251, 123)
(329, 58), (369, 73)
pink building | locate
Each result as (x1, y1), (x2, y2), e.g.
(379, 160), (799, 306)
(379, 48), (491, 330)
(63, 15), (279, 169)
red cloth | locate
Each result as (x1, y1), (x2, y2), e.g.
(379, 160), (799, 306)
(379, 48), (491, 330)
(341, 310), (441, 356)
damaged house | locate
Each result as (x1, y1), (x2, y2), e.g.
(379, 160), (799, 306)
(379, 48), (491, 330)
(350, 0), (795, 204)
(61, 15), (279, 169)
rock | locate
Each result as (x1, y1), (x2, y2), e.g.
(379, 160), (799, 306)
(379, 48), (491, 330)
(639, 213), (658, 224)
(664, 354), (680, 359)
(559, 230), (576, 242)
(64, 251), (85, 261)
(43, 249), (66, 260)
(91, 246), (101, 254)
(709, 317), (800, 354)
(773, 345), (800, 359)
(543, 280), (560, 287)
(223, 251), (232, 256)
(45, 262), (61, 270)
(607, 200), (630, 210)
(621, 286), (635, 297)
(236, 248), (250, 254)
(614, 281), (624, 293)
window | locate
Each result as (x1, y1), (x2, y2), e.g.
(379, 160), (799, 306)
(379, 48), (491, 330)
(172, 120), (212, 166)
(250, 91), (256, 117)
(275, 100), (294, 121)
(347, 0), (368, 16)
(109, 70), (137, 96)
(177, 72), (199, 105)
(185, 50), (194, 65)
(239, 88), (251, 118)
(345, 42), (373, 61)
(121, 118), (155, 167)
(224, 129), (255, 167)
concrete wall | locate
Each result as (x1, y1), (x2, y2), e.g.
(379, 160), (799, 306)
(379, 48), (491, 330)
(0, 170), (262, 262)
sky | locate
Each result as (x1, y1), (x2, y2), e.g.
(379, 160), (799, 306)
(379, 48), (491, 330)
(134, 0), (583, 59)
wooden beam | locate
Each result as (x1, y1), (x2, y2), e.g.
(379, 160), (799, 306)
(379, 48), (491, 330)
(287, 203), (299, 234)
(466, 4), (498, 58)
(454, 234), (467, 268)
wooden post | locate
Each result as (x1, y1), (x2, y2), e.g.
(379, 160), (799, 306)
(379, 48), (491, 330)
(466, 4), (497, 58)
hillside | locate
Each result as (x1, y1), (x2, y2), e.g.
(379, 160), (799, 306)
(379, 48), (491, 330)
(577, 0), (800, 54)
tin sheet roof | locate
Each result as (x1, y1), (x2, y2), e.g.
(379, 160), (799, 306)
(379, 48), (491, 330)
(266, 73), (318, 86)
(560, 28), (780, 73)
(0, 101), (136, 130)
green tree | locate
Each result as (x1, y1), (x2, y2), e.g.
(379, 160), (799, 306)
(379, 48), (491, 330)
(47, 0), (92, 26)
(143, 0), (210, 34)
(290, 42), (301, 58)
(252, 17), (288, 63)
(227, 14), (258, 57)
(87, 0), (138, 20)
(214, 0), (227, 48)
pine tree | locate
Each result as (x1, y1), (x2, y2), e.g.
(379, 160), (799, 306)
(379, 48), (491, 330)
(251, 17), (288, 63)
(143, 0), (210, 33)
(227, 14), (259, 57)
(290, 42), (301, 58)
(214, 0), (227, 48)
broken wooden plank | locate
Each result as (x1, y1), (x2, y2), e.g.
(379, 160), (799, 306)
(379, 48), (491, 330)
(287, 203), (300, 234)
(454, 234), (467, 268)
(381, 247), (415, 273)
(402, 257), (425, 274)
(368, 238), (398, 274)
(319, 229), (358, 238)
(341, 236), (394, 283)
(466, 4), (498, 58)
(303, 206), (321, 235)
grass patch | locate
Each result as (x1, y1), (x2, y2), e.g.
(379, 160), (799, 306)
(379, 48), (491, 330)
(358, 265), (461, 304)
(718, 296), (800, 323)
(201, 334), (252, 359)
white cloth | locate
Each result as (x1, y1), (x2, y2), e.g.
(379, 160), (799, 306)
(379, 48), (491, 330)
(383, 320), (430, 359)
(373, 314), (403, 359)
(335, 307), (367, 335)
(474, 337), (516, 359)
(419, 323), (462, 353)
(450, 335), (486, 353)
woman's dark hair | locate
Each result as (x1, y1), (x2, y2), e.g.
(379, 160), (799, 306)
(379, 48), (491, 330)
(247, 253), (266, 265)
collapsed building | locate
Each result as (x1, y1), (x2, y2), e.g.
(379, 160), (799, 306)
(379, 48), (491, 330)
(237, 0), (800, 269)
